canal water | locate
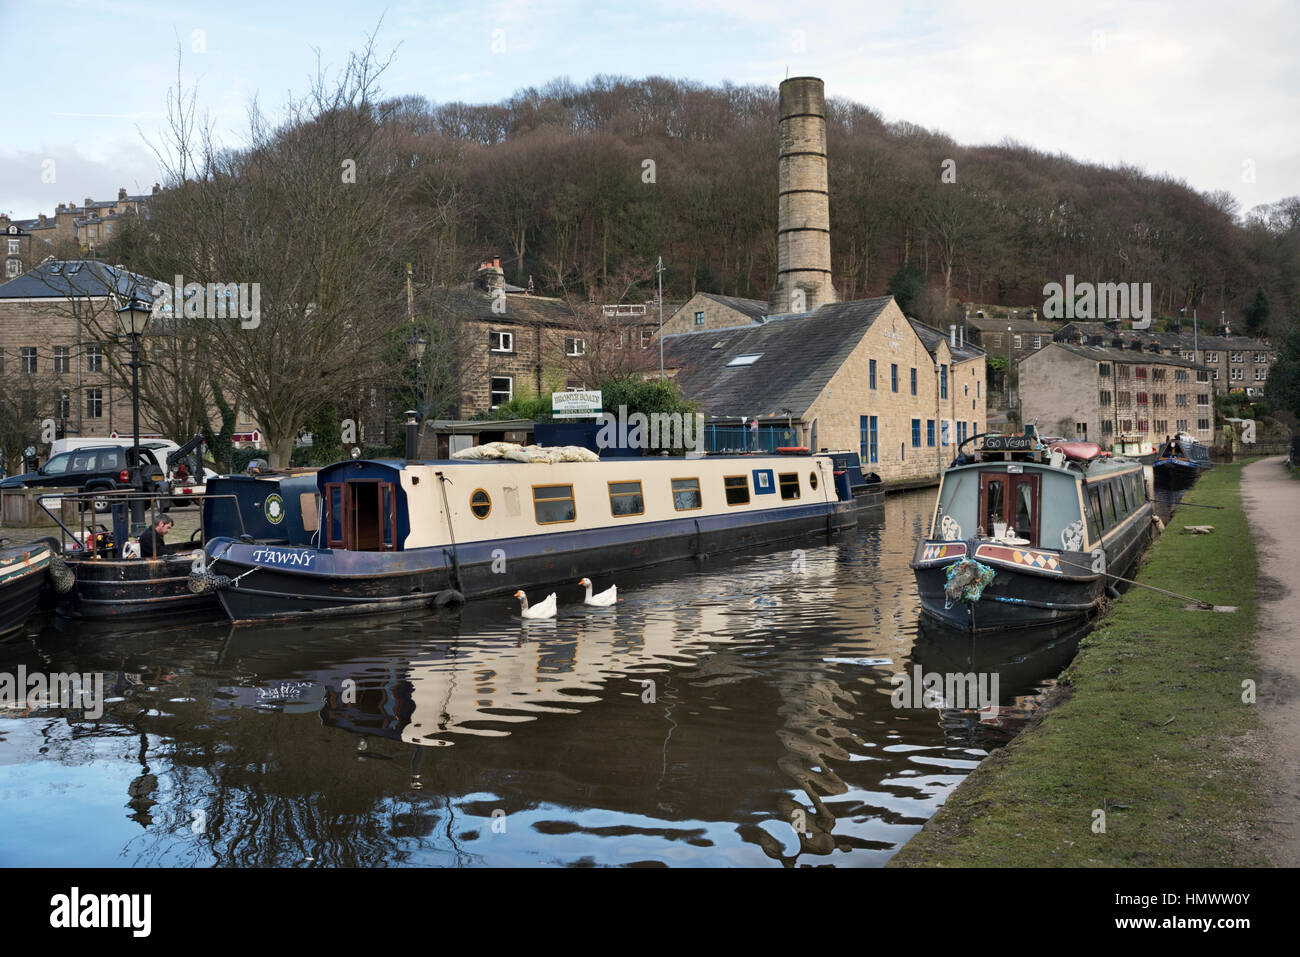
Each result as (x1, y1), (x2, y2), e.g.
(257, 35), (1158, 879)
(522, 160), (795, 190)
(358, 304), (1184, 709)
(0, 488), (1088, 867)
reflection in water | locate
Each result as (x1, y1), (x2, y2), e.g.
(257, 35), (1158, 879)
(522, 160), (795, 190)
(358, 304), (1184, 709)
(0, 489), (1089, 867)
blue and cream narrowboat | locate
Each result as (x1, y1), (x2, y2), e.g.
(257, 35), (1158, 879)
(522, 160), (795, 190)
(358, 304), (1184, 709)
(202, 452), (857, 623)
(1152, 433), (1212, 491)
(911, 434), (1154, 633)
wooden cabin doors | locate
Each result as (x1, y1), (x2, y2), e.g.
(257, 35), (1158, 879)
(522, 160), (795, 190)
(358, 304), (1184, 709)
(325, 481), (398, 551)
(978, 471), (1041, 545)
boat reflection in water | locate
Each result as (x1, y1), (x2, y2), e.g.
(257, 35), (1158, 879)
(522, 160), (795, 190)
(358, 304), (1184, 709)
(2, 489), (1101, 867)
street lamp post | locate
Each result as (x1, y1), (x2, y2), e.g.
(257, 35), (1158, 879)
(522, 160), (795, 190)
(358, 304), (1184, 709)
(656, 256), (665, 380)
(115, 295), (152, 531)
(1006, 324), (1013, 413)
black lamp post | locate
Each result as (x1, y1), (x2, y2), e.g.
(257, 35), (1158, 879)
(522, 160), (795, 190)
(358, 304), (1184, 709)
(115, 295), (151, 530)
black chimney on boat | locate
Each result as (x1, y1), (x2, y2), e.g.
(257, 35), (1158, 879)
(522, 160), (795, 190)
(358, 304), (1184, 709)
(404, 410), (420, 462)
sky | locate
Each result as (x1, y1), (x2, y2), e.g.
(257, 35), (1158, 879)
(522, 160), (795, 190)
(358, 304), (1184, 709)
(2, 0), (1297, 219)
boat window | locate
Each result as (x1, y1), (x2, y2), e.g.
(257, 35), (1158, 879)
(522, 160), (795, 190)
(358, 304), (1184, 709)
(1102, 482), (1117, 527)
(326, 484), (346, 547)
(724, 475), (750, 506)
(983, 478), (1005, 532)
(301, 493), (320, 532)
(608, 481), (645, 517)
(1116, 477), (1129, 515)
(1084, 489), (1102, 542)
(672, 478), (702, 511)
(470, 489), (491, 519)
(779, 472), (800, 500)
(1013, 483), (1034, 540)
(809, 471), (818, 490)
(533, 484), (576, 524)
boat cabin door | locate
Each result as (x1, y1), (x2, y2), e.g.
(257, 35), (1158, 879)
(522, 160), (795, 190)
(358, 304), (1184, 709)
(978, 471), (1040, 544)
(325, 480), (398, 551)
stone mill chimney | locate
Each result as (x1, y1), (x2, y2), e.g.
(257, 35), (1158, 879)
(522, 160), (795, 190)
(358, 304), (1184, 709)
(769, 76), (839, 315)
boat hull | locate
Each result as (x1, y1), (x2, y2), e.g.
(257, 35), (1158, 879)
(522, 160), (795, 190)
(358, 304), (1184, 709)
(1153, 462), (1203, 490)
(912, 510), (1152, 634)
(209, 501), (855, 623)
(59, 553), (220, 620)
(0, 540), (54, 640)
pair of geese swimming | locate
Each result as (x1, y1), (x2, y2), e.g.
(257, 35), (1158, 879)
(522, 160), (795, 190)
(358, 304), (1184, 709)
(513, 577), (615, 619)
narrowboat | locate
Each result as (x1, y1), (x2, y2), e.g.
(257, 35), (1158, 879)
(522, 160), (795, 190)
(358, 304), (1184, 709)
(911, 433), (1153, 633)
(1112, 433), (1157, 466)
(1152, 433), (1212, 490)
(201, 451), (857, 624)
(35, 471), (319, 620)
(0, 537), (57, 639)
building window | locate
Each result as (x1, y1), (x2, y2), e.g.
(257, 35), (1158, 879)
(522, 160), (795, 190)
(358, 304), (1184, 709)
(55, 392), (70, 419)
(1137, 419), (1149, 433)
(1152, 394), (1166, 408)
(727, 353), (762, 367)
(565, 336), (586, 357)
(1255, 352), (1267, 363)
(86, 345), (103, 373)
(1230, 367), (1244, 381)
(1175, 393), (1188, 406)
(86, 388), (103, 419)
(1033, 336), (1042, 349)
(1098, 364), (1111, 377)
(640, 329), (653, 349)
(1154, 419), (1167, 433)
(20, 347), (37, 374)
(1197, 394), (1209, 407)
(1176, 418), (1188, 432)
(910, 368), (917, 395)
(860, 415), (878, 464)
(1255, 369), (1266, 381)
(1118, 391), (1131, 409)
(911, 418), (921, 447)
(608, 481), (644, 517)
(533, 484), (576, 524)
(694, 311), (704, 326)
(1212, 369), (1219, 380)
(6, 239), (17, 254)
(1075, 422), (1087, 437)
(926, 419), (935, 446)
(1101, 420), (1113, 435)
(1152, 368), (1166, 381)
(490, 375), (513, 408)
(1230, 352), (1243, 363)
(869, 359), (877, 389)
(489, 330), (513, 352)
(1136, 391), (1148, 405)
(991, 334), (1003, 348)
(940, 364), (948, 399)
(1175, 369), (1188, 382)
(53, 346), (70, 374)
(1197, 418), (1211, 432)
(1099, 390), (1111, 406)
(1013, 334), (1022, 349)
(891, 364), (899, 393)
(1206, 352), (1219, 363)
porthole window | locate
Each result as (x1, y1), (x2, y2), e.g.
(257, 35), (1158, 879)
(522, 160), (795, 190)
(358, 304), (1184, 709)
(809, 471), (819, 490)
(470, 489), (491, 519)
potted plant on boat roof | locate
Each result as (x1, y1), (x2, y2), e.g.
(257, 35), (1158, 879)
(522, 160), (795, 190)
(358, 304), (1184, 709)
(991, 512), (1007, 540)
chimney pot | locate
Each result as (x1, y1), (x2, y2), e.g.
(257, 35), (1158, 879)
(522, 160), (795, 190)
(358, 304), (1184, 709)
(118, 187), (126, 200)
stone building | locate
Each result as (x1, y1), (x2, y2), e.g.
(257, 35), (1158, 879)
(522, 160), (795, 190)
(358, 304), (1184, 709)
(1054, 321), (1275, 395)
(0, 186), (160, 272)
(445, 258), (662, 417)
(967, 314), (1063, 362)
(0, 260), (156, 443)
(1020, 342), (1215, 447)
(664, 292), (770, 335)
(662, 297), (986, 482)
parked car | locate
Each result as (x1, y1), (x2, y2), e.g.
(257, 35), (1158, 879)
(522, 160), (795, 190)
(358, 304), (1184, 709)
(0, 445), (169, 512)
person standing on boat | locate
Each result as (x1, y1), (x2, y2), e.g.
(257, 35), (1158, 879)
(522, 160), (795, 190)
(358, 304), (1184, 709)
(749, 416), (759, 451)
(136, 517), (174, 559)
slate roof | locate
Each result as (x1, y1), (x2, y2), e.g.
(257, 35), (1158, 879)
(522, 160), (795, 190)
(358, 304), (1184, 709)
(0, 259), (159, 301)
(967, 315), (1061, 334)
(1055, 321), (1271, 353)
(1037, 341), (1208, 371)
(697, 293), (769, 324)
(909, 319), (986, 363)
(661, 296), (893, 419)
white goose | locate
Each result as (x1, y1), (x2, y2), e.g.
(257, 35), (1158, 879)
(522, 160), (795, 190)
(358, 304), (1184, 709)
(579, 577), (618, 607)
(514, 590), (557, 619)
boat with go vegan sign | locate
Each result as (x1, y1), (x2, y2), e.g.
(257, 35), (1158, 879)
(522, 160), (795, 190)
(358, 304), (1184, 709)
(911, 430), (1154, 633)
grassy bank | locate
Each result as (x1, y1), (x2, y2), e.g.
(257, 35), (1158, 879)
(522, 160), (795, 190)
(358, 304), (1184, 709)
(890, 462), (1265, 866)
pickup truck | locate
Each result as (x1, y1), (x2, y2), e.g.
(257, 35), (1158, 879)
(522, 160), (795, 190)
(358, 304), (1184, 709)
(0, 445), (169, 511)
